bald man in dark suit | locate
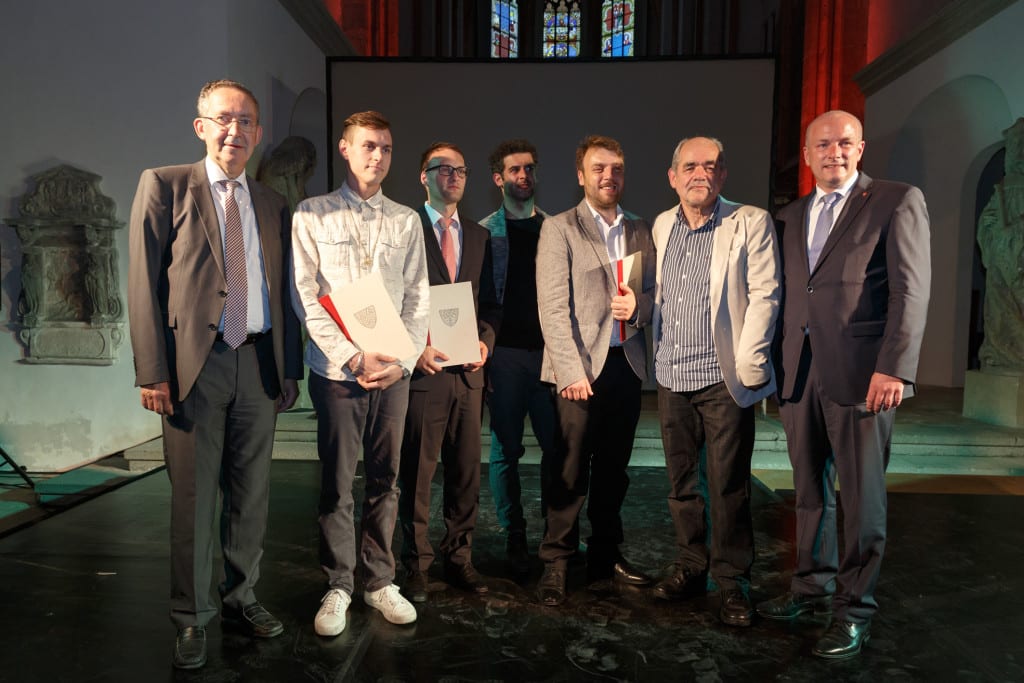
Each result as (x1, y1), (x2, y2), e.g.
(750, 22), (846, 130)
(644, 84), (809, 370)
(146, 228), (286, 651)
(758, 110), (930, 659)
(128, 79), (302, 670)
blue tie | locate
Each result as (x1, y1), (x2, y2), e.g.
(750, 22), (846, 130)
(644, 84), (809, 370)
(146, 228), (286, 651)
(808, 192), (839, 272)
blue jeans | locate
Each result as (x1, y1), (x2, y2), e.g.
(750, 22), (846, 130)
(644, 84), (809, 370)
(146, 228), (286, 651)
(486, 346), (556, 534)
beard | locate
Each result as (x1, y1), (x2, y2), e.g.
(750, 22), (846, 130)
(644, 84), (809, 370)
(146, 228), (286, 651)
(504, 180), (534, 202)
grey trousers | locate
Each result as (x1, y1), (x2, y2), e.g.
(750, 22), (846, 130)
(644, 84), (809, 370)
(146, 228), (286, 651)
(163, 336), (278, 628)
(309, 371), (410, 595)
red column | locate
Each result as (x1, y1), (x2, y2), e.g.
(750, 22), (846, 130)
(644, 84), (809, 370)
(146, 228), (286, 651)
(332, 0), (399, 57)
(799, 0), (868, 194)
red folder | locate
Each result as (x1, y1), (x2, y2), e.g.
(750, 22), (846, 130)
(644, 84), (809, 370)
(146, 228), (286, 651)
(318, 294), (354, 343)
(616, 259), (626, 341)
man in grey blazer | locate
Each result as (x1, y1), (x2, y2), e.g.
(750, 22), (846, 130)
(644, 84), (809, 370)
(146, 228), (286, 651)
(128, 79), (302, 669)
(535, 135), (656, 606)
(758, 110), (930, 659)
(650, 137), (780, 627)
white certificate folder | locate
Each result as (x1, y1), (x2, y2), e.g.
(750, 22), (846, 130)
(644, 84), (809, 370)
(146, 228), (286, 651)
(319, 270), (417, 361)
(428, 282), (480, 367)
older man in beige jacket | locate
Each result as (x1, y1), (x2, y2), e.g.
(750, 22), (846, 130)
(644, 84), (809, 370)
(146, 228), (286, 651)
(649, 136), (780, 628)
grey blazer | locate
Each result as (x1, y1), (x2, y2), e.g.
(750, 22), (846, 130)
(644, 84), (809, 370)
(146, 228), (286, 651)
(536, 199), (656, 392)
(128, 160), (302, 401)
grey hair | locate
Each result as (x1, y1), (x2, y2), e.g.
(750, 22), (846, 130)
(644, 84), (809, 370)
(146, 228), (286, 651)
(670, 136), (725, 170)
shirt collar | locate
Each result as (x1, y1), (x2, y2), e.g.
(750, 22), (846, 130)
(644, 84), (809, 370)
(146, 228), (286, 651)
(424, 203), (460, 229)
(676, 197), (720, 231)
(340, 181), (383, 210)
(814, 171), (859, 203)
(585, 200), (624, 239)
(205, 157), (249, 194)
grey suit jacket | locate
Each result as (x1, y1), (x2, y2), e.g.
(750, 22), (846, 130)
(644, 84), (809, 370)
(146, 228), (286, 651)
(536, 199), (656, 392)
(128, 160), (302, 402)
(651, 198), (780, 408)
(775, 172), (931, 405)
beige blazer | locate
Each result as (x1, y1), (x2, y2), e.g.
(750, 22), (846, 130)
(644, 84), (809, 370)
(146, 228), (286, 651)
(536, 200), (656, 392)
(651, 198), (780, 408)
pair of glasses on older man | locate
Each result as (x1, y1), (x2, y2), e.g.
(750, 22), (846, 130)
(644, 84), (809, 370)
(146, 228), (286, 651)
(424, 164), (470, 179)
(201, 115), (258, 132)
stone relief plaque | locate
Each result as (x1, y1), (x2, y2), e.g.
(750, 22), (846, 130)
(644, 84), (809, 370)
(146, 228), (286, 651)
(6, 165), (124, 365)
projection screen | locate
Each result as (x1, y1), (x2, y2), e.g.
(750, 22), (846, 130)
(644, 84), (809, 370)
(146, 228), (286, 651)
(328, 58), (776, 223)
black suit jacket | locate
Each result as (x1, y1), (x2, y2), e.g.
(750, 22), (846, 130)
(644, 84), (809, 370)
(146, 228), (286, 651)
(775, 172), (931, 405)
(410, 206), (500, 391)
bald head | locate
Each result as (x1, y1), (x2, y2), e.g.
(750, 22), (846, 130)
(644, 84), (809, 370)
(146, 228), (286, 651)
(803, 110), (866, 191)
(804, 110), (863, 148)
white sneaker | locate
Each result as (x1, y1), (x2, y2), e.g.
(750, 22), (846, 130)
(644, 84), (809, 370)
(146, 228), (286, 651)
(364, 584), (417, 624)
(314, 588), (351, 637)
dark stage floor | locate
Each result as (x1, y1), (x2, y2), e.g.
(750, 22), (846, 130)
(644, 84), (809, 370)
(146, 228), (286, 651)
(0, 461), (1021, 682)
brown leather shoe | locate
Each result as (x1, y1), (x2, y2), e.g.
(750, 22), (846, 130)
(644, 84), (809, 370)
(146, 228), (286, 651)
(652, 564), (707, 600)
(719, 589), (754, 627)
(445, 563), (489, 595)
(173, 626), (207, 670)
(756, 591), (832, 620)
(812, 620), (870, 659)
(537, 564), (567, 606)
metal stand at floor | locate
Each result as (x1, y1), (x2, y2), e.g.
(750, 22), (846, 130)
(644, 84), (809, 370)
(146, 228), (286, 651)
(0, 445), (34, 489)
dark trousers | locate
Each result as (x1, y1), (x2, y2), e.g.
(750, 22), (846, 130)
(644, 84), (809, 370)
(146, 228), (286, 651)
(308, 371), (410, 595)
(486, 346), (557, 534)
(539, 350), (642, 566)
(778, 344), (893, 624)
(399, 372), (483, 571)
(657, 381), (754, 590)
(163, 336), (278, 628)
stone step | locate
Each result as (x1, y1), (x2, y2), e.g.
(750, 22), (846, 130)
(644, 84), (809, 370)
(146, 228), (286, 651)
(124, 407), (1024, 476)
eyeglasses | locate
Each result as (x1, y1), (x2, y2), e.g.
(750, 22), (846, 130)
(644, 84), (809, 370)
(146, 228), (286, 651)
(201, 115), (258, 132)
(424, 164), (469, 179)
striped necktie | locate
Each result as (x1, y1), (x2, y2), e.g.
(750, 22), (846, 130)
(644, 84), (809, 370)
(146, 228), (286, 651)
(219, 180), (248, 348)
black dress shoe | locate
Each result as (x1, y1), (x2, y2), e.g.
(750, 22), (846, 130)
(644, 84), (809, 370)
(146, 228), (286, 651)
(611, 558), (653, 586)
(506, 531), (531, 576)
(222, 602), (284, 638)
(719, 589), (754, 627)
(652, 565), (707, 601)
(756, 591), (832, 621)
(812, 620), (870, 659)
(537, 564), (566, 606)
(173, 626), (207, 670)
(404, 570), (429, 603)
(445, 563), (490, 595)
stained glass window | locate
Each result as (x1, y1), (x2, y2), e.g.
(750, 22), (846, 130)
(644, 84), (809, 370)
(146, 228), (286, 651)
(491, 1), (519, 59)
(543, 0), (581, 59)
(601, 0), (635, 58)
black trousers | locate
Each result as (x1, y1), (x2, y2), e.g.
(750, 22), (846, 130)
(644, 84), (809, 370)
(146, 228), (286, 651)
(539, 350), (642, 566)
(398, 372), (483, 571)
(778, 343), (893, 624)
(657, 381), (754, 590)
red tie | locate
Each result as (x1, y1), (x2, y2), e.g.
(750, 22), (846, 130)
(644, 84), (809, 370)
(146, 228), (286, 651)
(219, 180), (248, 348)
(439, 217), (457, 282)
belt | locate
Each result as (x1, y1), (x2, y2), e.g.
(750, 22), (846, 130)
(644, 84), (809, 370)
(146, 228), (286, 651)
(216, 331), (268, 346)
